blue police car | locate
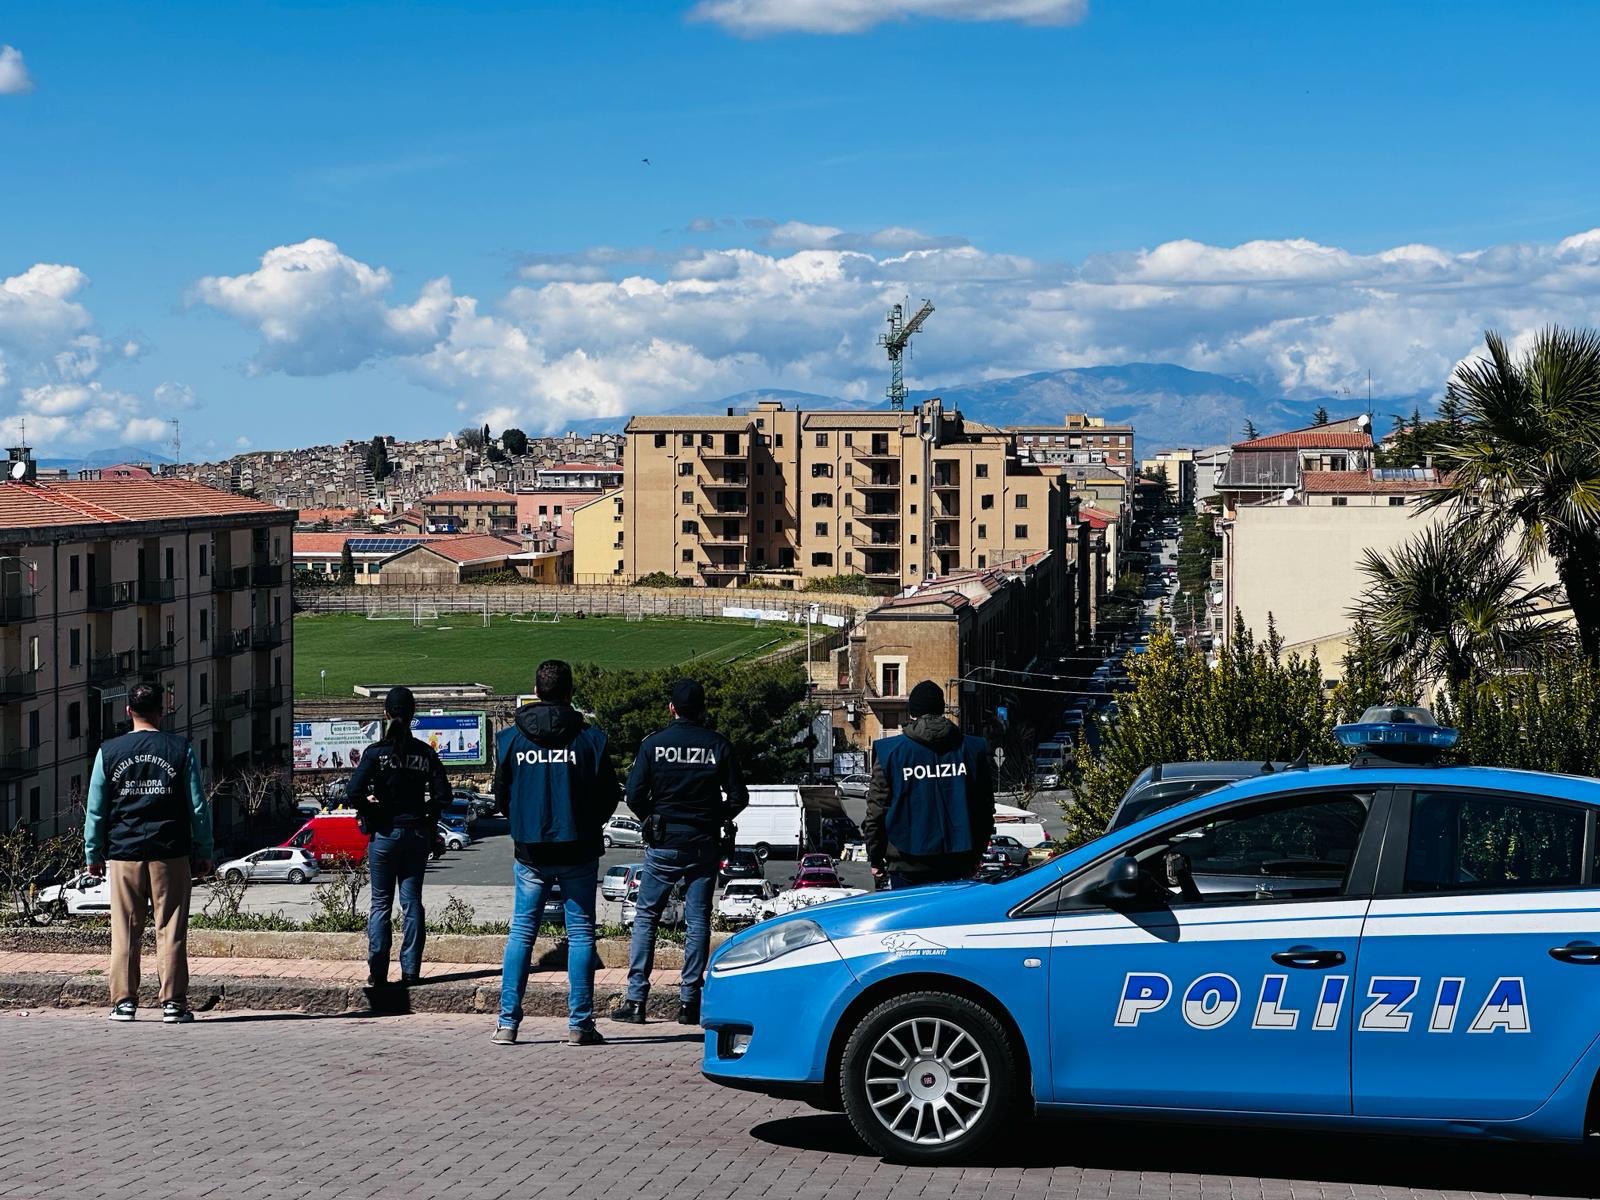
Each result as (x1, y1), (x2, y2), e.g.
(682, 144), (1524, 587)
(701, 707), (1600, 1162)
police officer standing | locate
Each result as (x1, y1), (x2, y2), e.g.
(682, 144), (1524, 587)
(863, 680), (995, 889)
(346, 686), (449, 988)
(613, 679), (747, 1026)
(83, 683), (213, 1023)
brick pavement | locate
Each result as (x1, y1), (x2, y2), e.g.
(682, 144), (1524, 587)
(2, 1009), (1598, 1200)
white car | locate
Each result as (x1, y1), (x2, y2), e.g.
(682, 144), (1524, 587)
(602, 862), (645, 901)
(621, 880), (685, 928)
(216, 847), (320, 885)
(717, 879), (779, 924)
(438, 822), (471, 852)
(35, 872), (114, 918)
(602, 815), (645, 849)
(834, 773), (871, 801)
(760, 886), (866, 920)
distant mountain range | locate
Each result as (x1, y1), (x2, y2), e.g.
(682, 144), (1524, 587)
(35, 445), (174, 472)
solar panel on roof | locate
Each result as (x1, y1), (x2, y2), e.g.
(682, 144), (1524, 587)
(347, 537), (431, 553)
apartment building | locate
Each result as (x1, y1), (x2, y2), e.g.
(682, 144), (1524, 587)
(1011, 413), (1135, 472)
(616, 398), (1066, 590)
(1140, 448), (1197, 507)
(419, 490), (518, 535)
(0, 450), (295, 838)
(572, 490), (625, 582)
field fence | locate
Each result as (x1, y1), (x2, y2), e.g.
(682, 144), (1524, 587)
(300, 588), (861, 630)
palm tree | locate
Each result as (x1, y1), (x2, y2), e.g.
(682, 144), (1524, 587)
(1352, 524), (1570, 693)
(1421, 327), (1600, 660)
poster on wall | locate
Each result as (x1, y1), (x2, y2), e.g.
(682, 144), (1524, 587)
(294, 719), (381, 771)
(413, 711), (488, 766)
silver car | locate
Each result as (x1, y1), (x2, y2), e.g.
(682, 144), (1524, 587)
(602, 815), (645, 849)
(602, 862), (645, 901)
(216, 847), (320, 885)
(834, 773), (871, 801)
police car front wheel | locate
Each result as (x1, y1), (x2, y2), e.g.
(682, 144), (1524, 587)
(840, 991), (1016, 1163)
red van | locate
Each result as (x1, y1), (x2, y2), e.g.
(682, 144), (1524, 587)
(282, 813), (369, 867)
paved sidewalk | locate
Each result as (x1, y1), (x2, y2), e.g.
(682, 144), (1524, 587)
(2, 1008), (1597, 1200)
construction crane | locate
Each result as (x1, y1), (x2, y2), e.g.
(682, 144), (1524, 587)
(879, 298), (934, 411)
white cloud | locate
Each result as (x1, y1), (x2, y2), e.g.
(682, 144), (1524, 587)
(192, 226), (1600, 433)
(689, 0), (1087, 35)
(0, 262), (176, 451)
(0, 46), (33, 95)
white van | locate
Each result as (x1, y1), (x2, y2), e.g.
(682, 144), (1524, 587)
(730, 784), (805, 860)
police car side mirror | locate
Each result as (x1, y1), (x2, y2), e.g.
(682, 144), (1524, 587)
(1102, 855), (1152, 902)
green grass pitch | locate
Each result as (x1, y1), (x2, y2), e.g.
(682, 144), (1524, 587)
(292, 613), (803, 697)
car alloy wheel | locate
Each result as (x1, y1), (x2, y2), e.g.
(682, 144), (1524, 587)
(841, 991), (1015, 1163)
(287, 869), (306, 884)
(449, 839), (463, 851)
(224, 869), (246, 884)
(603, 835), (612, 848)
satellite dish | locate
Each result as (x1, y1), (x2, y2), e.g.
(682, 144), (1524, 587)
(9, 461), (26, 481)
(1356, 413), (1371, 429)
(1281, 487), (1296, 504)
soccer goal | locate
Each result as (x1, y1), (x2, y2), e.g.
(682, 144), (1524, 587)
(508, 611), (561, 624)
(366, 600), (439, 624)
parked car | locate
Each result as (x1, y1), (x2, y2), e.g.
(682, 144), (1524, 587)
(986, 834), (1029, 866)
(975, 849), (1020, 881)
(35, 871), (114, 918)
(720, 848), (764, 880)
(622, 880), (684, 928)
(439, 812), (471, 838)
(791, 866), (843, 889)
(453, 788), (496, 818)
(442, 800), (478, 831)
(294, 798), (323, 818)
(834, 773), (872, 801)
(437, 822), (470, 852)
(216, 847), (320, 885)
(717, 879), (779, 924)
(602, 862), (646, 901)
(799, 853), (834, 872)
(1108, 760), (1305, 832)
(603, 815), (645, 849)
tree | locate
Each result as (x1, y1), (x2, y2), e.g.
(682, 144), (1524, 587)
(1419, 327), (1600, 661)
(1312, 406), (1329, 426)
(338, 542), (356, 587)
(457, 426), (487, 450)
(1241, 419), (1259, 441)
(501, 427), (529, 456)
(233, 767), (289, 841)
(1351, 524), (1569, 694)
(481, 422), (491, 449)
(366, 436), (391, 482)
(1437, 390), (1463, 430)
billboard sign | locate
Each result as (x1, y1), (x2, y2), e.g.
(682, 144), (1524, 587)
(294, 719), (381, 771)
(413, 711), (488, 766)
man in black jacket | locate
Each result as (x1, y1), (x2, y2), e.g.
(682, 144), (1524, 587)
(612, 679), (748, 1026)
(492, 660), (619, 1046)
(864, 680), (996, 889)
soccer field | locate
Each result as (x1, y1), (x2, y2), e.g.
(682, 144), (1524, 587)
(292, 614), (803, 697)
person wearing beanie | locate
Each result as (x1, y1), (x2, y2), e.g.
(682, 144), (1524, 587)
(863, 679), (996, 889)
(345, 685), (450, 988)
(612, 677), (748, 1026)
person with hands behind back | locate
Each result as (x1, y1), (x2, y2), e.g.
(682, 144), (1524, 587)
(83, 682), (213, 1024)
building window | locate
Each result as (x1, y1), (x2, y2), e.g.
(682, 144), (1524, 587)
(1331, 496), (1348, 507)
(881, 662), (901, 696)
(814, 522), (829, 537)
(811, 552), (833, 567)
(909, 534), (917, 544)
(28, 636), (39, 671)
(681, 491), (692, 505)
(69, 628), (80, 668)
(975, 463), (988, 478)
(616, 559), (625, 574)
(815, 433), (829, 447)
(843, 522), (852, 537)
(755, 520), (765, 533)
(811, 463), (832, 478)
(1015, 494), (1028, 509)
(27, 710), (40, 748)
(909, 503), (917, 515)
(981, 494), (994, 509)
(811, 493), (833, 508)
(678, 463), (693, 477)
(844, 433), (854, 447)
(774, 519), (784, 532)
(199, 610), (209, 643)
(775, 434), (783, 447)
(655, 434), (667, 448)
(681, 549), (694, 563)
(701, 434), (714, 449)
(28, 788), (39, 825)
(977, 555), (987, 568)
(199, 673), (209, 705)
(1015, 524), (1028, 539)
(681, 434), (693, 447)
(69, 555), (80, 592)
(909, 474), (917, 485)
(199, 545), (209, 577)
(67, 702), (81, 740)
(682, 521), (699, 535)
(1388, 496), (1407, 507)
(844, 552), (853, 566)
(755, 492), (765, 505)
(756, 462), (765, 475)
(165, 547), (176, 579)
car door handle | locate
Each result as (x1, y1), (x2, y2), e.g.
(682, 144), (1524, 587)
(1271, 946), (1346, 969)
(1549, 941), (1600, 964)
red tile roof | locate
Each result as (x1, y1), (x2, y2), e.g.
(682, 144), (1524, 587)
(1232, 430), (1373, 451)
(1076, 506), (1117, 528)
(0, 478), (284, 531)
(421, 490), (518, 504)
(1301, 470), (1446, 494)
(386, 535), (522, 564)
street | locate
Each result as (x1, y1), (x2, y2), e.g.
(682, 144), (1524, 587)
(3, 1007), (1597, 1200)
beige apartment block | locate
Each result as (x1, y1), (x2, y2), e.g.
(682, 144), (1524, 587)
(614, 399), (1065, 590)
(572, 490), (625, 582)
(1011, 413), (1135, 472)
(0, 453), (294, 838)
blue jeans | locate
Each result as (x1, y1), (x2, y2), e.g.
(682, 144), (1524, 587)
(499, 859), (599, 1029)
(367, 828), (429, 979)
(626, 847), (717, 1004)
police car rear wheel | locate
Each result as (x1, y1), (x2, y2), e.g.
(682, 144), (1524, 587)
(841, 992), (1014, 1163)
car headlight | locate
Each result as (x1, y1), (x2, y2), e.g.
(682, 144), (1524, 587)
(716, 919), (829, 971)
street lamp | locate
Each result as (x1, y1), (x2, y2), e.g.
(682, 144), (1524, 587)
(319, 668), (326, 698)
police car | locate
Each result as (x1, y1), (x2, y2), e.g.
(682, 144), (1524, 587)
(701, 707), (1600, 1162)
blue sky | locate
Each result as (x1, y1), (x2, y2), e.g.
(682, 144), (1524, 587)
(5, 0), (1600, 458)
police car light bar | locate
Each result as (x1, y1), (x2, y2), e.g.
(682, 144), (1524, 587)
(1333, 705), (1459, 752)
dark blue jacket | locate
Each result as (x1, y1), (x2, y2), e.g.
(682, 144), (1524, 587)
(496, 703), (619, 865)
(626, 717), (749, 852)
(864, 715), (995, 882)
(344, 731), (450, 834)
(85, 729), (212, 863)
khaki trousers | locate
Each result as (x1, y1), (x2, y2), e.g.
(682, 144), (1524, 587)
(108, 857), (192, 1007)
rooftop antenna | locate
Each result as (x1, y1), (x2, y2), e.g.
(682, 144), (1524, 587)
(879, 298), (934, 411)
(170, 419), (181, 466)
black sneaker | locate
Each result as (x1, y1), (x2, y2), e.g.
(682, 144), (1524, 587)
(108, 1001), (136, 1023)
(400, 974), (421, 986)
(366, 970), (387, 988)
(676, 998), (701, 1026)
(610, 999), (647, 1024)
(162, 1001), (194, 1025)
(567, 1025), (606, 1046)
(491, 1025), (518, 1046)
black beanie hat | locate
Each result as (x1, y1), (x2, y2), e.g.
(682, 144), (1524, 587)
(907, 680), (945, 718)
(670, 678), (706, 718)
(384, 685), (417, 721)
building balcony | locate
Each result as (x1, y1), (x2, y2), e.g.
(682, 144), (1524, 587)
(854, 444), (897, 462)
(696, 503), (749, 517)
(220, 628), (252, 655)
(220, 690), (250, 721)
(932, 477), (960, 490)
(0, 747), (39, 779)
(88, 651), (134, 683)
(699, 560), (751, 576)
(698, 446), (747, 462)
(932, 509), (960, 521)
(699, 535), (748, 549)
(0, 593), (37, 622)
(136, 579), (175, 605)
(251, 563), (285, 587)
(250, 622), (286, 651)
(852, 532), (900, 548)
(699, 474), (749, 490)
(856, 510), (900, 523)
(137, 644), (176, 673)
(0, 669), (40, 702)
(251, 684), (287, 710)
(215, 565), (252, 591)
(1211, 558), (1225, 581)
(863, 566), (902, 580)
(854, 478), (901, 491)
(89, 581), (136, 611)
